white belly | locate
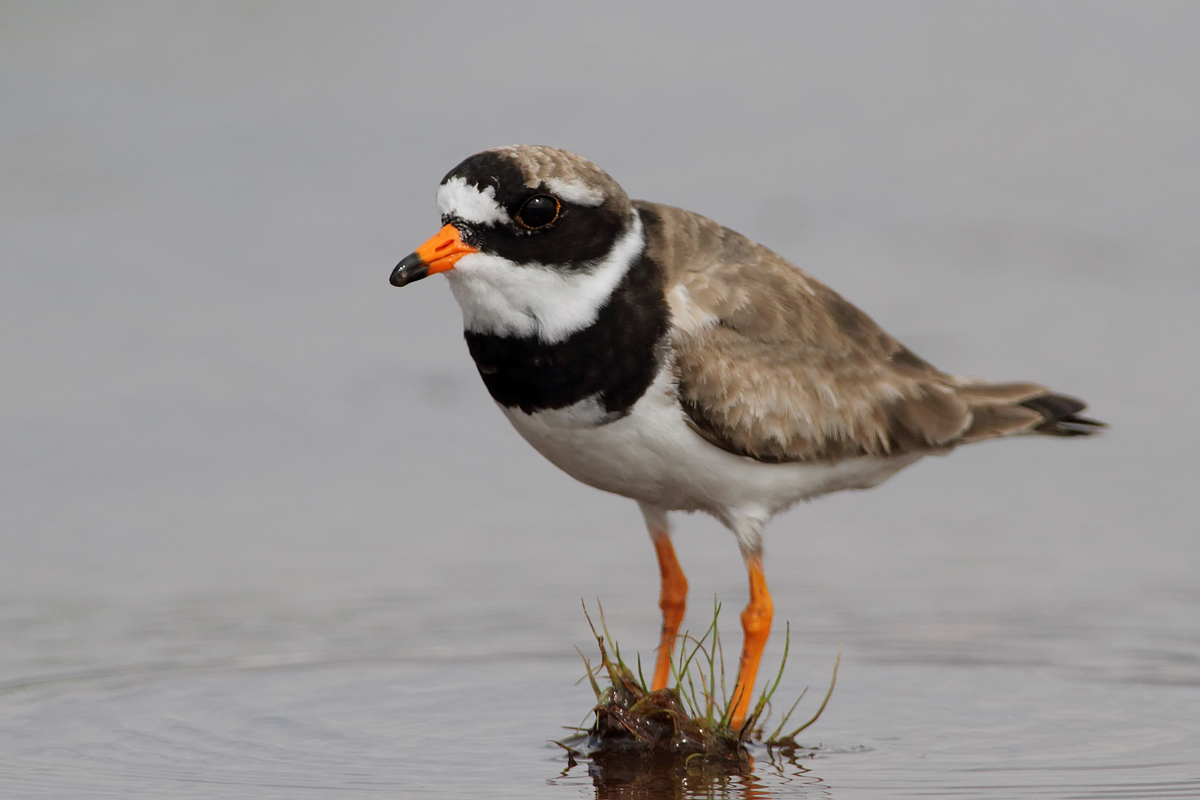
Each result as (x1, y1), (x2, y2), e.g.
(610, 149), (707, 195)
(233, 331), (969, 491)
(500, 366), (920, 522)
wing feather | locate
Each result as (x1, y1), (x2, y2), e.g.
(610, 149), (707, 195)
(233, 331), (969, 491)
(636, 201), (1100, 463)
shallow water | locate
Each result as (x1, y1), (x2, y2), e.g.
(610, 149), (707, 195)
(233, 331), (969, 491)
(2, 596), (1197, 798)
(3, 3), (1199, 798)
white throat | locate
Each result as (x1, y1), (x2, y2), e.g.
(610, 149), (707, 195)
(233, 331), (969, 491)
(445, 211), (645, 344)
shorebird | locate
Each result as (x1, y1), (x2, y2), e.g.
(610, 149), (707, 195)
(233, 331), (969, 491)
(389, 145), (1102, 727)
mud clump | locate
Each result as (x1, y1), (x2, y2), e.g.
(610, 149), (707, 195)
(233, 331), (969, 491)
(561, 603), (838, 771)
(586, 653), (748, 764)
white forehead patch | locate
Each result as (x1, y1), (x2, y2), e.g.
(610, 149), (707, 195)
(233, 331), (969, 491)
(436, 176), (511, 226)
(445, 212), (645, 344)
(543, 177), (604, 207)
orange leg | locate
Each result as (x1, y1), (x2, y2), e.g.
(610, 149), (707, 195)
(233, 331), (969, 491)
(730, 554), (774, 729)
(650, 533), (688, 691)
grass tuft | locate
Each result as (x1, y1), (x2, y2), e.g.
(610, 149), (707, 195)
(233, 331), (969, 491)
(559, 599), (840, 768)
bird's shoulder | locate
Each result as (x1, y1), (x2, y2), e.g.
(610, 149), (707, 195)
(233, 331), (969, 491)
(635, 200), (900, 352)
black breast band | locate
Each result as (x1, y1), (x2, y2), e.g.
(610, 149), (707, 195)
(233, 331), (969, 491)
(463, 223), (668, 417)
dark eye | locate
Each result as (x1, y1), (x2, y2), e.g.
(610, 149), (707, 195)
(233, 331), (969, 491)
(515, 195), (560, 230)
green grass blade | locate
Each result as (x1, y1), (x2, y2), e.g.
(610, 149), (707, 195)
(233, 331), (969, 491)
(783, 644), (841, 740)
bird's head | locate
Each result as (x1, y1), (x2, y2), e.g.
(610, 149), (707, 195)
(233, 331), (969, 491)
(391, 145), (645, 342)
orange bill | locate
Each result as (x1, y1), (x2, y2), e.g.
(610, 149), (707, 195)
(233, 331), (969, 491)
(390, 224), (479, 287)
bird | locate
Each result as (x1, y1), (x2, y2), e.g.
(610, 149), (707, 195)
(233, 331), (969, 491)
(388, 145), (1103, 728)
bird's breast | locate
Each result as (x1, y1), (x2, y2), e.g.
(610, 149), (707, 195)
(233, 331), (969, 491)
(461, 245), (670, 417)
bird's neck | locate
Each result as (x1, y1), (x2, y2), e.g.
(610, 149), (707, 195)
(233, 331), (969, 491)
(445, 213), (645, 344)
(461, 238), (669, 418)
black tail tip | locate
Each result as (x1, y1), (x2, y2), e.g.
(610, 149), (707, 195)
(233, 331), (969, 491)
(1020, 393), (1106, 437)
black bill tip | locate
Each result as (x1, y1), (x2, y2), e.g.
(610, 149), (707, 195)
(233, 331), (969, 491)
(390, 252), (429, 287)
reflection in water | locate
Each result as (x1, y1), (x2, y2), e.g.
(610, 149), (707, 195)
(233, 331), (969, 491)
(555, 747), (830, 799)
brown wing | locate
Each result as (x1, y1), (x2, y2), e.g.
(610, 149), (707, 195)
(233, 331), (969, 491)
(636, 201), (1102, 463)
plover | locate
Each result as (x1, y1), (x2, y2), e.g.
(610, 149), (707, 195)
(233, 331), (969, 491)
(389, 145), (1103, 727)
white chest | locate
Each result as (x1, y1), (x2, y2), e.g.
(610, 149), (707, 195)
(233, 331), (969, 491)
(498, 365), (919, 520)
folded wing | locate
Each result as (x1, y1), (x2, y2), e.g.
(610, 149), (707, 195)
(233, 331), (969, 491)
(637, 202), (1103, 464)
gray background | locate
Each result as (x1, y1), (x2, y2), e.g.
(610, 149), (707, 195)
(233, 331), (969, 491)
(1, 3), (1197, 797)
